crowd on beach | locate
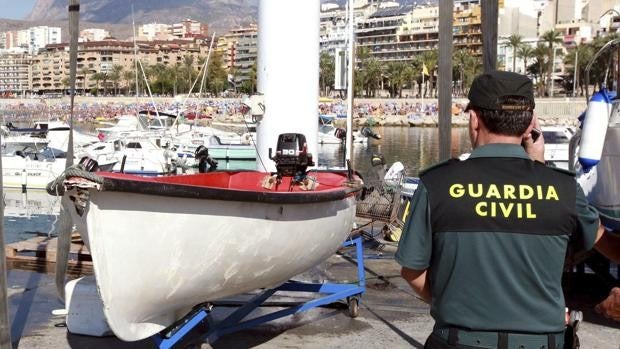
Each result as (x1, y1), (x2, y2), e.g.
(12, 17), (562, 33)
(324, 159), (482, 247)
(0, 99), (253, 122)
(0, 98), (461, 123)
(319, 100), (465, 118)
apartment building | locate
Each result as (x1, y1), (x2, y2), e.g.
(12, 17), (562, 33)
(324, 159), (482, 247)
(30, 38), (207, 94)
(170, 19), (208, 39)
(217, 25), (258, 88)
(80, 28), (111, 42)
(0, 53), (31, 95)
(322, 1), (482, 64)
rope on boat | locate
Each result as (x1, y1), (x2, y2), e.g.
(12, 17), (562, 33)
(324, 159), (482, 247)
(46, 165), (103, 196)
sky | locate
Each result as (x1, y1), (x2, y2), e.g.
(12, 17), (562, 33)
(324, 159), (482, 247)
(0, 0), (36, 20)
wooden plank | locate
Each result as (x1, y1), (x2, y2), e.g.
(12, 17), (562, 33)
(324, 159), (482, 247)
(5, 236), (91, 264)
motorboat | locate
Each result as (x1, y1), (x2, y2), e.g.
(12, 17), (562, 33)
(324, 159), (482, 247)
(542, 126), (574, 170)
(78, 137), (177, 176)
(318, 122), (380, 145)
(1, 141), (67, 189)
(62, 134), (361, 341)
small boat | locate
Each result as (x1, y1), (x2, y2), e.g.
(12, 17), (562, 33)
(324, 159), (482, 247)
(542, 126), (574, 170)
(78, 137), (177, 176)
(1, 141), (67, 189)
(63, 134), (361, 341)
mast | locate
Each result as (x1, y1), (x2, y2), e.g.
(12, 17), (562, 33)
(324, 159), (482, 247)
(345, 0), (355, 165)
(132, 6), (139, 97)
(256, 0), (319, 172)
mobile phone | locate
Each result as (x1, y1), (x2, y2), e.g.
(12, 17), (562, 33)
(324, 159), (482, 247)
(531, 128), (542, 143)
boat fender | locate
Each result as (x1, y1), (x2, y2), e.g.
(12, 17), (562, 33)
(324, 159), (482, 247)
(241, 133), (253, 145)
(578, 89), (613, 172)
(384, 162), (405, 185)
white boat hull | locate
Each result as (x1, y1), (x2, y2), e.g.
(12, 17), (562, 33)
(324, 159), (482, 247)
(72, 187), (357, 341)
(1, 156), (66, 189)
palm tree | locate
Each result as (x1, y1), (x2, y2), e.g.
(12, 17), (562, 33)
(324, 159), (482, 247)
(385, 61), (406, 98)
(79, 67), (90, 95)
(110, 65), (124, 95)
(122, 70), (134, 95)
(91, 72), (104, 96)
(516, 45), (534, 75)
(402, 59), (421, 98)
(531, 43), (548, 97)
(183, 55), (195, 93)
(420, 50), (438, 98)
(506, 34), (523, 72)
(540, 30), (563, 96)
(319, 52), (335, 96)
(101, 72), (109, 95)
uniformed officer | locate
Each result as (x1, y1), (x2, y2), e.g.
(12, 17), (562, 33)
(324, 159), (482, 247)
(396, 70), (620, 349)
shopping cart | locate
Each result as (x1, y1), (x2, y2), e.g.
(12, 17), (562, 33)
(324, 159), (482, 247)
(355, 176), (406, 242)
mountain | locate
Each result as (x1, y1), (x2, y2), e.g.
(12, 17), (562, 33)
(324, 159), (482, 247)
(3, 0), (429, 40)
(26, 0), (259, 34)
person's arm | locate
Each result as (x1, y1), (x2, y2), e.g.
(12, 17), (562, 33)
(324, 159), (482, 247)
(395, 183), (433, 303)
(401, 267), (431, 303)
(595, 287), (620, 321)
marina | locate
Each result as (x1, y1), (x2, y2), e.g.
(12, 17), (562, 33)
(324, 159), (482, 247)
(0, 0), (619, 347)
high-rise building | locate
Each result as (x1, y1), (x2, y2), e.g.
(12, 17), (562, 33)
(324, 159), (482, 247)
(138, 23), (173, 41)
(20, 26), (62, 54)
(80, 28), (111, 42)
(0, 53), (31, 95)
(217, 25), (258, 89)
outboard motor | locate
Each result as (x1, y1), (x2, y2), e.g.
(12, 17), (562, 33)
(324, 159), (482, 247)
(269, 133), (315, 180)
(361, 126), (381, 139)
(195, 145), (218, 173)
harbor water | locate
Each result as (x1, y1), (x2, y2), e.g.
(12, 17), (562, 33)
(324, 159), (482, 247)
(2, 126), (470, 243)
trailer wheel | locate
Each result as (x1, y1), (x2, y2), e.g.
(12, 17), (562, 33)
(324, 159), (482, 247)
(347, 297), (359, 318)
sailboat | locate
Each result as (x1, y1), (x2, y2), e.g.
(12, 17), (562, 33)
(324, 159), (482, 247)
(53, 0), (362, 342)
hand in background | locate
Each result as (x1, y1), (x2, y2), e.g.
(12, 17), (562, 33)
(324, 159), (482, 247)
(596, 287), (620, 321)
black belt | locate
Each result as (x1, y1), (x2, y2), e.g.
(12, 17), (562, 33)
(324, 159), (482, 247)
(433, 327), (564, 349)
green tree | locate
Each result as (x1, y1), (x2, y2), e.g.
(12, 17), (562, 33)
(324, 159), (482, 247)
(319, 52), (335, 96)
(110, 65), (124, 95)
(516, 44), (534, 75)
(540, 30), (563, 96)
(452, 49), (481, 97)
(79, 66), (90, 95)
(122, 70), (134, 95)
(182, 55), (195, 93)
(206, 51), (228, 96)
(91, 72), (105, 96)
(420, 50), (438, 98)
(505, 34), (523, 72)
(385, 61), (406, 98)
(530, 43), (548, 97)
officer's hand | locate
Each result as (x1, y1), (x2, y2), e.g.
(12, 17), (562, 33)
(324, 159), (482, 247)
(595, 287), (620, 321)
(522, 115), (545, 163)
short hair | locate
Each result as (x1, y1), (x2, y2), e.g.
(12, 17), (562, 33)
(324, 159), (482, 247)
(474, 97), (533, 136)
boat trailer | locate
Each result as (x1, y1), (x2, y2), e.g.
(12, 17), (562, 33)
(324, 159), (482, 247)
(152, 236), (366, 349)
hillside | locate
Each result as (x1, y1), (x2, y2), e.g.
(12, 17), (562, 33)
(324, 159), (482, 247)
(25, 0), (259, 35)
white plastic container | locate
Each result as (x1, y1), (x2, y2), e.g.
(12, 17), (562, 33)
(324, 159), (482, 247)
(578, 89), (612, 171)
(64, 276), (112, 337)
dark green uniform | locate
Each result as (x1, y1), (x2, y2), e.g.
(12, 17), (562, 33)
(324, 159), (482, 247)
(396, 144), (600, 335)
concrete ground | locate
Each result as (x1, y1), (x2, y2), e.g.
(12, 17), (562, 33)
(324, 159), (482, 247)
(6, 235), (620, 349)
